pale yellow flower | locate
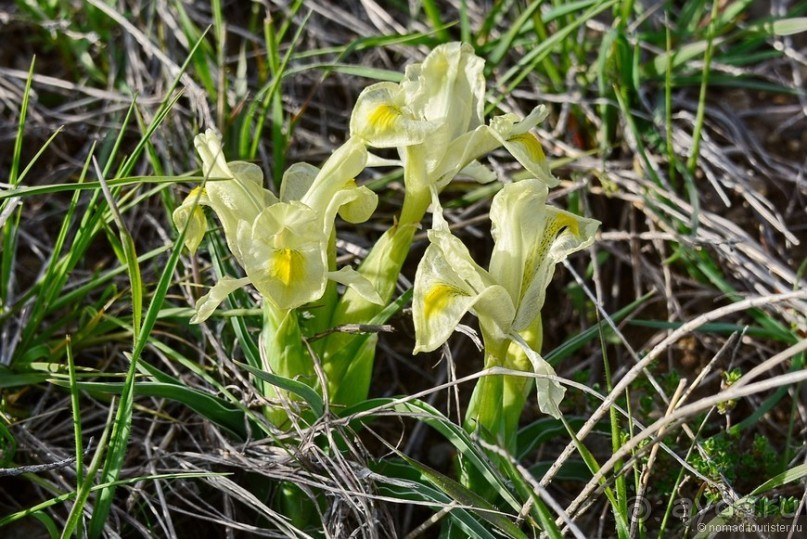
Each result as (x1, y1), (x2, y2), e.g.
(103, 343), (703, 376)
(413, 179), (599, 417)
(177, 131), (382, 321)
(173, 129), (276, 259)
(237, 201), (327, 310)
(350, 42), (557, 190)
(172, 186), (209, 254)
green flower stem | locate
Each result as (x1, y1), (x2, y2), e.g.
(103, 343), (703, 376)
(460, 334), (509, 496)
(305, 230), (339, 359)
(320, 146), (431, 407)
(398, 146), (432, 227)
(278, 481), (321, 532)
(260, 301), (311, 426)
(319, 221), (418, 407)
(463, 335), (510, 442)
(327, 334), (378, 408)
(461, 321), (543, 495)
(502, 315), (543, 452)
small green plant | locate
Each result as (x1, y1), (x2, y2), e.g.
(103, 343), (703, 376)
(718, 368), (742, 414)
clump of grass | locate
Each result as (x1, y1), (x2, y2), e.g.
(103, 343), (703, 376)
(2, 1), (806, 537)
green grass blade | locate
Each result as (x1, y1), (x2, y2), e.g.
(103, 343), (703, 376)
(597, 309), (630, 539)
(487, 1), (544, 66)
(65, 337), (84, 537)
(62, 397), (116, 539)
(211, 0), (226, 130)
(748, 16), (807, 36)
(560, 416), (630, 538)
(686, 0), (721, 175)
(95, 159), (143, 340)
(401, 455), (528, 539)
(12, 127), (66, 188)
(495, 0), (617, 106)
(728, 351), (804, 436)
(343, 397), (523, 513)
(236, 361), (324, 419)
(50, 379), (253, 439)
(545, 292), (653, 364)
(0, 369), (50, 388)
(100, 99), (137, 178)
(0, 421), (16, 466)
(750, 462), (807, 496)
(372, 460), (502, 539)
(0, 175), (197, 202)
(420, 0), (450, 42)
(694, 463), (807, 539)
(87, 175), (190, 537)
(249, 8), (310, 174)
(0, 472), (224, 529)
(116, 32), (209, 178)
(15, 146), (94, 357)
(627, 319), (794, 342)
(30, 512), (59, 539)
(1, 58), (36, 314)
(171, 1), (216, 96)
(517, 416), (610, 460)
(497, 457), (566, 539)
(8, 57), (35, 186)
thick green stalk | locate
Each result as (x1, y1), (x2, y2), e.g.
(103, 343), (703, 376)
(461, 319), (543, 496)
(464, 316), (544, 454)
(460, 334), (509, 498)
(397, 146), (432, 227)
(320, 146), (431, 406)
(260, 301), (310, 426)
(327, 334), (378, 409)
(319, 220), (418, 406)
(278, 482), (321, 532)
(459, 316), (543, 500)
(463, 335), (510, 443)
(502, 315), (543, 452)
(305, 230), (339, 360)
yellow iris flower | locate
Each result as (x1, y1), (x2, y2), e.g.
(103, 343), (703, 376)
(174, 131), (381, 322)
(173, 129), (276, 259)
(413, 179), (599, 417)
(349, 42), (558, 191)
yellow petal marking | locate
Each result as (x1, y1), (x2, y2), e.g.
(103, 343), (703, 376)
(522, 212), (582, 292)
(423, 283), (465, 321)
(368, 104), (401, 132)
(552, 212), (580, 238)
(508, 133), (546, 163)
(269, 248), (305, 287)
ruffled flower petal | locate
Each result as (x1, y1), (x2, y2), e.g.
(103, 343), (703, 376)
(413, 218), (514, 353)
(191, 276), (251, 324)
(350, 83), (433, 148)
(510, 333), (566, 419)
(237, 203), (328, 311)
(327, 267), (383, 305)
(173, 187), (209, 254)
